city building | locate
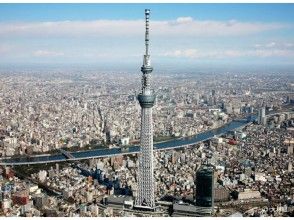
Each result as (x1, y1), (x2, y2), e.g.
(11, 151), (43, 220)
(195, 165), (215, 215)
(172, 202), (213, 217)
(258, 107), (266, 125)
(284, 138), (294, 155)
(106, 195), (134, 209)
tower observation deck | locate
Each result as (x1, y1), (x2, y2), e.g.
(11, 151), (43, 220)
(135, 9), (156, 210)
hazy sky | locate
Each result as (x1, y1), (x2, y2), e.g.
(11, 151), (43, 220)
(0, 4), (294, 69)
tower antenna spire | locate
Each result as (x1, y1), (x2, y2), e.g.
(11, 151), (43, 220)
(142, 9), (152, 70)
(145, 9), (150, 56)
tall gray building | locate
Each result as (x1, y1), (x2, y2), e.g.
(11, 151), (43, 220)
(258, 107), (266, 125)
(135, 9), (156, 210)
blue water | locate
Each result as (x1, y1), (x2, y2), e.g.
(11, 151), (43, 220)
(1, 118), (253, 165)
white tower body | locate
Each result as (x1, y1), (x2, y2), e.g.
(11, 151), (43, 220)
(135, 9), (156, 210)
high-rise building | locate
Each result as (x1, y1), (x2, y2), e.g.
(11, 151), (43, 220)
(34, 193), (48, 209)
(258, 107), (266, 125)
(288, 162), (293, 172)
(211, 89), (216, 96)
(135, 9), (156, 210)
(249, 106), (254, 114)
(195, 93), (200, 105)
(284, 138), (294, 155)
(195, 165), (215, 214)
(286, 95), (294, 104)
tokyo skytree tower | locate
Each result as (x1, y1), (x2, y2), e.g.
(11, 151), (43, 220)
(135, 9), (156, 210)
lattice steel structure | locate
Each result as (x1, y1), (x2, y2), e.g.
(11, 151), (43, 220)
(135, 9), (156, 210)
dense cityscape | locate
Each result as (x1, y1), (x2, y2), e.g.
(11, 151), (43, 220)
(0, 65), (293, 216)
(0, 3), (294, 218)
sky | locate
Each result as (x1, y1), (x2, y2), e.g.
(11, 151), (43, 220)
(0, 3), (294, 70)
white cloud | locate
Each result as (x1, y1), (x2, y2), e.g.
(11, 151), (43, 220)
(252, 49), (294, 57)
(166, 49), (197, 57)
(0, 18), (289, 39)
(33, 50), (64, 57)
(265, 42), (276, 48)
(163, 48), (294, 59)
(174, 17), (194, 24)
(0, 44), (13, 54)
(284, 43), (294, 48)
(0, 17), (292, 63)
(254, 42), (294, 49)
(156, 19), (288, 37)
